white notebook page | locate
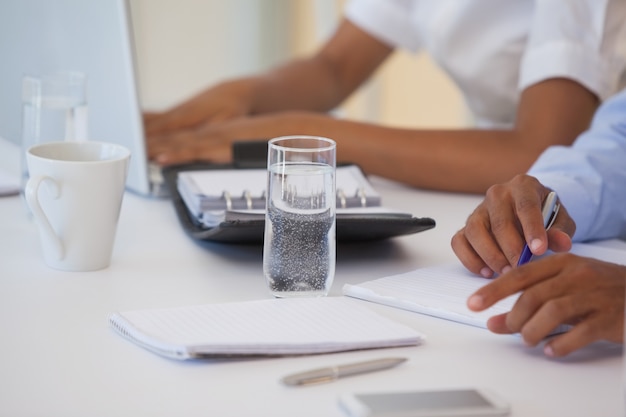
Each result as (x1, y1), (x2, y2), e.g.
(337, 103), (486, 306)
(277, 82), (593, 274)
(343, 263), (509, 328)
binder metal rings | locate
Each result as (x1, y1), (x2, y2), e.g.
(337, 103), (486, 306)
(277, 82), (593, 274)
(222, 191), (233, 211)
(337, 189), (347, 209)
(357, 187), (367, 207)
(243, 190), (253, 210)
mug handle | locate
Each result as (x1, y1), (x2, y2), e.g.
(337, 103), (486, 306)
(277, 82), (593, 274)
(25, 175), (64, 260)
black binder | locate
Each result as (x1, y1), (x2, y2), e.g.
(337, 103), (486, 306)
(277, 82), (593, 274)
(162, 141), (436, 244)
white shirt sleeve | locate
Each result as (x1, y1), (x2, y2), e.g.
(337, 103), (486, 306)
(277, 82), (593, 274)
(344, 0), (423, 51)
(520, 0), (626, 100)
(528, 89), (626, 242)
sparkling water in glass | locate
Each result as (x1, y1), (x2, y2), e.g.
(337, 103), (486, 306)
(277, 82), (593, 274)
(263, 136), (336, 297)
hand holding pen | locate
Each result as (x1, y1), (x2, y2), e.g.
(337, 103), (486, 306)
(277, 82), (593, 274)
(516, 191), (560, 266)
(451, 174), (577, 278)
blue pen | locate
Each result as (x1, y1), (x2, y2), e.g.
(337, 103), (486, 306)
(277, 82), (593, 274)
(517, 191), (560, 267)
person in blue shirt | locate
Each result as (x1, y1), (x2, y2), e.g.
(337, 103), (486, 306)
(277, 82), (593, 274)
(451, 88), (626, 357)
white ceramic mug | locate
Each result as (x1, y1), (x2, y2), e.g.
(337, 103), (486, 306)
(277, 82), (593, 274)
(25, 141), (130, 271)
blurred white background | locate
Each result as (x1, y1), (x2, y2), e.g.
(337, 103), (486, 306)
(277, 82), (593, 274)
(129, 0), (469, 129)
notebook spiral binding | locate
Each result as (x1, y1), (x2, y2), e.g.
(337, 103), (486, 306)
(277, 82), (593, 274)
(218, 187), (373, 210)
(109, 315), (188, 359)
(220, 190), (267, 211)
(337, 187), (369, 208)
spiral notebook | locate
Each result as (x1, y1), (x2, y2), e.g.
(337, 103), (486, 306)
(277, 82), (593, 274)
(109, 297), (424, 360)
(163, 161), (436, 243)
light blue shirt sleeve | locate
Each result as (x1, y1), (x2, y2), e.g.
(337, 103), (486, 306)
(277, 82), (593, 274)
(528, 89), (626, 243)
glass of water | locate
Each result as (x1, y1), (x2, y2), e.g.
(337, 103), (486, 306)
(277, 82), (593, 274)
(263, 135), (337, 297)
(21, 71), (88, 191)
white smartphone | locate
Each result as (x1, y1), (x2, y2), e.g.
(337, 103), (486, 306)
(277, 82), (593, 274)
(338, 388), (510, 417)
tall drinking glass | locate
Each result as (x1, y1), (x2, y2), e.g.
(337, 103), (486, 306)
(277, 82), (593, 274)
(263, 136), (337, 297)
(21, 71), (88, 191)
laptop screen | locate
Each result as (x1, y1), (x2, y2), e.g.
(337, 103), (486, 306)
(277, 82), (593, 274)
(0, 0), (152, 196)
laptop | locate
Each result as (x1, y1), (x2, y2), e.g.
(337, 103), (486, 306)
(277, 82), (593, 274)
(0, 0), (165, 197)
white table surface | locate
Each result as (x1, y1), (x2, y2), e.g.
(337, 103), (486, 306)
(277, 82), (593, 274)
(0, 139), (624, 417)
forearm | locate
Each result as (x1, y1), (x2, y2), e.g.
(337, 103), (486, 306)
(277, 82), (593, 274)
(152, 80), (597, 192)
(329, 78), (597, 192)
(336, 124), (545, 193)
(246, 19), (392, 115)
(245, 57), (350, 115)
(221, 112), (550, 193)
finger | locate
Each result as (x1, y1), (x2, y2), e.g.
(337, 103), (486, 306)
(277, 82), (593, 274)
(153, 150), (201, 166)
(511, 187), (551, 259)
(546, 229), (573, 253)
(544, 308), (625, 357)
(503, 286), (549, 336)
(470, 182), (530, 272)
(483, 281), (578, 338)
(485, 313), (514, 334)
(144, 109), (187, 136)
(514, 295), (579, 346)
(145, 100), (212, 136)
(451, 228), (495, 278)
(467, 257), (561, 311)
(143, 109), (174, 135)
(543, 320), (600, 357)
(510, 268), (618, 346)
(205, 107), (246, 124)
(153, 141), (232, 166)
(146, 132), (180, 160)
(546, 205), (576, 253)
(148, 128), (207, 161)
(499, 258), (576, 333)
(461, 202), (514, 275)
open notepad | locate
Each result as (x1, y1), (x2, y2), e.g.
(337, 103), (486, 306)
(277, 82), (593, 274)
(165, 163), (436, 243)
(109, 297), (424, 360)
(343, 243), (626, 332)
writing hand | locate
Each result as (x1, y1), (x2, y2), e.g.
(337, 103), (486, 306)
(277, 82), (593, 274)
(451, 174), (575, 277)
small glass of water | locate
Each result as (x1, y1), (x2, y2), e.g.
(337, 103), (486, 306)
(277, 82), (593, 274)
(21, 71), (88, 191)
(263, 135), (337, 297)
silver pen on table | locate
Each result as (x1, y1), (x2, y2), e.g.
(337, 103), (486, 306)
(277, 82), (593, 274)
(281, 357), (408, 386)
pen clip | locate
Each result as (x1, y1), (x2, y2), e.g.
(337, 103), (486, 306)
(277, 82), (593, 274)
(517, 192), (560, 267)
(281, 366), (339, 386)
(544, 193), (561, 231)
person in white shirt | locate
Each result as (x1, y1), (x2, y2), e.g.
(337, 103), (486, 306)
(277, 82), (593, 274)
(451, 88), (626, 357)
(145, 0), (626, 193)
